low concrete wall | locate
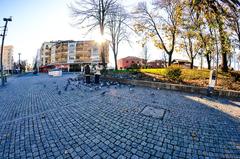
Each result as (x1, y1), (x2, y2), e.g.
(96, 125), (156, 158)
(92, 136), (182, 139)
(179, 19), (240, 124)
(103, 77), (240, 99)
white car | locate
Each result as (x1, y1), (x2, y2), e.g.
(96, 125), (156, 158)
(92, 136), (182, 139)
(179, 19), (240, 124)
(48, 68), (62, 77)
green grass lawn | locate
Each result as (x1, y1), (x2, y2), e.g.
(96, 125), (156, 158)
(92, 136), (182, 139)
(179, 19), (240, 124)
(111, 68), (222, 79)
(109, 68), (240, 90)
(139, 68), (211, 80)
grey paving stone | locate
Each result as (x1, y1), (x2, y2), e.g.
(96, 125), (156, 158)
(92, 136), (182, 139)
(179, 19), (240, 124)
(117, 155), (126, 159)
(131, 154), (139, 159)
(0, 74), (239, 158)
(141, 106), (165, 119)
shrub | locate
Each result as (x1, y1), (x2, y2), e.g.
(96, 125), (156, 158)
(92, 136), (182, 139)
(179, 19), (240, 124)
(129, 63), (140, 69)
(230, 71), (240, 82)
(166, 66), (182, 81)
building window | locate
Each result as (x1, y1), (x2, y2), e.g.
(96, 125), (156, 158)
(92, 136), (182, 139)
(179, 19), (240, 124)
(126, 60), (128, 63)
(132, 61), (134, 63)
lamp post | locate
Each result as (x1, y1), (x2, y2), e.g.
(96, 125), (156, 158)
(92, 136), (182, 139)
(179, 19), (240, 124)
(18, 53), (21, 65)
(18, 53), (21, 73)
(0, 17), (12, 86)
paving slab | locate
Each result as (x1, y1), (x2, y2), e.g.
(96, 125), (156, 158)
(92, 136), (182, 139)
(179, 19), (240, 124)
(141, 106), (165, 119)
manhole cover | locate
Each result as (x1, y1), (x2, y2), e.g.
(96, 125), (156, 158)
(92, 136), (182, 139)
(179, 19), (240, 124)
(141, 106), (165, 119)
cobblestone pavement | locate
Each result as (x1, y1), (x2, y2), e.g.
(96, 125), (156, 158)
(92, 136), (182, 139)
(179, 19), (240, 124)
(0, 73), (240, 159)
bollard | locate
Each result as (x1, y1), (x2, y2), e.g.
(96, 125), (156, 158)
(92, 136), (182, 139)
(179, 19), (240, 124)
(207, 69), (216, 97)
(2, 75), (7, 83)
(207, 86), (214, 97)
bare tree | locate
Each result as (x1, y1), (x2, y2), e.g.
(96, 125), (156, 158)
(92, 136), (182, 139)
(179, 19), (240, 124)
(133, 0), (182, 66)
(225, 5), (240, 70)
(181, 36), (200, 69)
(70, 0), (118, 69)
(228, 9), (240, 49)
(180, 3), (203, 69)
(107, 5), (129, 70)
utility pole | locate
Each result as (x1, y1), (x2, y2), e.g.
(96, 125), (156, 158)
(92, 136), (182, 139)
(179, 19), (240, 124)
(18, 53), (21, 73)
(18, 53), (21, 65)
(144, 43), (148, 68)
(0, 17), (12, 86)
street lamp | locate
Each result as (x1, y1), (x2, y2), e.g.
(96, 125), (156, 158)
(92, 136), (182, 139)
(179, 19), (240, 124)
(18, 53), (21, 74)
(18, 53), (21, 65)
(0, 16), (12, 86)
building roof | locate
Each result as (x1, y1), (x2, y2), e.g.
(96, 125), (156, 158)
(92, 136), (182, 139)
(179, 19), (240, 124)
(172, 59), (191, 64)
(148, 59), (165, 63)
(1, 45), (13, 50)
(119, 56), (143, 61)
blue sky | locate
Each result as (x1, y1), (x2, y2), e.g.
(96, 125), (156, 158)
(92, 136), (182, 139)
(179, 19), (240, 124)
(1, 0), (83, 62)
(0, 0), (185, 67)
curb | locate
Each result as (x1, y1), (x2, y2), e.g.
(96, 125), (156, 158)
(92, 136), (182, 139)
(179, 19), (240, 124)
(103, 77), (240, 99)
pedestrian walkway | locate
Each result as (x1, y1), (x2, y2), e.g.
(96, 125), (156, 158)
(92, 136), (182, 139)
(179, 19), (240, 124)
(0, 73), (239, 158)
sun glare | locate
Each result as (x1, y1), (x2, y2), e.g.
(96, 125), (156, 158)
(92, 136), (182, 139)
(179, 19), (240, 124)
(95, 34), (106, 44)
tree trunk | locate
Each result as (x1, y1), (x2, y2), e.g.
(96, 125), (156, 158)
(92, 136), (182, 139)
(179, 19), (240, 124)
(168, 53), (172, 66)
(206, 54), (211, 70)
(190, 58), (194, 69)
(101, 45), (106, 69)
(100, 21), (106, 70)
(222, 53), (228, 72)
(217, 19), (228, 72)
(114, 54), (118, 70)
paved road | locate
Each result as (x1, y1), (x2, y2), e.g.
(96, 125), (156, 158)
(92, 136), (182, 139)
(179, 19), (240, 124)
(0, 73), (240, 159)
